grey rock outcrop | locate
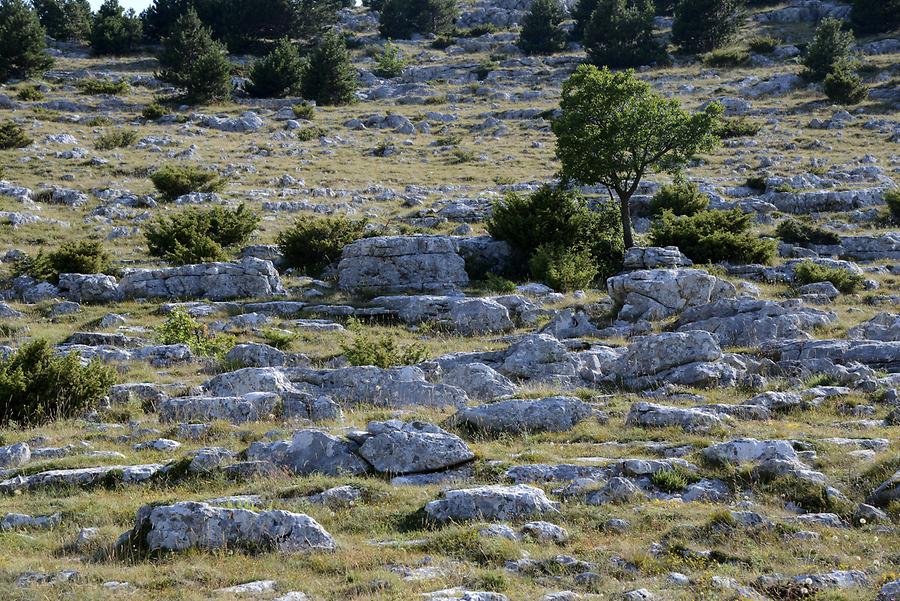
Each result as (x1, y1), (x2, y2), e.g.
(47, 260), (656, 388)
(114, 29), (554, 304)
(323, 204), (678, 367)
(448, 396), (594, 433)
(247, 430), (370, 477)
(118, 258), (284, 301)
(424, 485), (559, 523)
(622, 247), (693, 270)
(626, 402), (726, 433)
(356, 420), (474, 474)
(157, 393), (280, 424)
(608, 269), (735, 322)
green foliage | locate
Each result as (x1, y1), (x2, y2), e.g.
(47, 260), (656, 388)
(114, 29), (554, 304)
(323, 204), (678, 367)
(672, 0), (743, 53)
(0, 339), (116, 427)
(0, 0), (54, 82)
(553, 65), (722, 247)
(801, 17), (856, 82)
(16, 84), (44, 101)
(518, 0), (567, 55)
(144, 204), (259, 265)
(77, 78), (130, 95)
(379, 0), (458, 38)
(341, 319), (427, 368)
(701, 47), (749, 67)
(246, 37), (305, 98)
(300, 29), (357, 106)
(424, 527), (520, 563)
(885, 189), (900, 224)
(649, 209), (778, 264)
(528, 244), (599, 292)
(15, 240), (112, 284)
(94, 129), (137, 150)
(472, 272), (517, 294)
(570, 0), (596, 41)
(90, 0), (142, 55)
(758, 475), (852, 516)
(747, 35), (779, 53)
(849, 0), (900, 35)
(292, 102), (315, 120)
(584, 0), (663, 68)
(150, 163), (226, 202)
(157, 7), (232, 103)
(775, 218), (840, 247)
(155, 308), (235, 359)
(141, 102), (166, 120)
(260, 328), (296, 351)
(823, 62), (867, 105)
(277, 214), (368, 276)
(792, 260), (864, 294)
(0, 120), (33, 149)
(295, 124), (327, 141)
(32, 0), (92, 42)
(487, 184), (624, 284)
(715, 116), (762, 138)
(431, 33), (455, 49)
(373, 41), (408, 77)
(650, 466), (700, 492)
(649, 180), (709, 216)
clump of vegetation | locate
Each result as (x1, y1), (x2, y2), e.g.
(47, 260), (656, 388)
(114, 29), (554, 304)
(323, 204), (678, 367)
(94, 129), (137, 150)
(277, 214), (369, 276)
(650, 466), (700, 493)
(379, 0), (458, 39)
(144, 204), (259, 265)
(424, 527), (520, 563)
(528, 244), (598, 292)
(747, 35), (779, 53)
(292, 102), (315, 120)
(260, 328), (296, 351)
(649, 180), (709, 216)
(849, 0), (900, 35)
(141, 102), (167, 121)
(246, 36), (305, 98)
(32, 0), (92, 43)
(90, 0), (141, 55)
(373, 41), (408, 78)
(341, 319), (427, 368)
(792, 260), (864, 294)
(472, 272), (517, 294)
(649, 209), (777, 264)
(16, 84), (44, 101)
(157, 7), (231, 103)
(702, 48), (749, 67)
(801, 17), (856, 82)
(155, 308), (235, 359)
(15, 239), (112, 284)
(77, 78), (129, 95)
(584, 0), (663, 68)
(149, 163), (226, 202)
(518, 0), (567, 55)
(0, 0), (54, 82)
(823, 62), (867, 105)
(300, 29), (357, 106)
(0, 339), (116, 427)
(672, 0), (744, 53)
(885, 189), (900, 224)
(0, 120), (33, 149)
(775, 218), (841, 247)
(487, 184), (624, 287)
(715, 117), (762, 139)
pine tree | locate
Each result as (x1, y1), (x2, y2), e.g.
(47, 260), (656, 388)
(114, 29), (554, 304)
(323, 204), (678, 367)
(801, 17), (856, 82)
(246, 37), (306, 98)
(300, 29), (357, 106)
(157, 7), (232, 103)
(379, 0), (457, 39)
(584, 0), (662, 68)
(90, 0), (142, 55)
(32, 0), (92, 42)
(850, 0), (900, 35)
(672, 0), (743, 53)
(0, 0), (54, 81)
(518, 0), (567, 55)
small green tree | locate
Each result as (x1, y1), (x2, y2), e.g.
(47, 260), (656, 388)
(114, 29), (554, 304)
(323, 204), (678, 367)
(90, 0), (142, 55)
(672, 0), (743, 53)
(553, 65), (722, 248)
(144, 204), (260, 265)
(373, 41), (408, 78)
(300, 29), (357, 106)
(246, 37), (305, 98)
(33, 0), (92, 42)
(801, 17), (856, 82)
(823, 61), (867, 105)
(277, 214), (368, 275)
(584, 0), (663, 68)
(850, 0), (900, 35)
(570, 0), (598, 41)
(157, 7), (232, 103)
(649, 179), (709, 216)
(0, 0), (54, 82)
(0, 120), (33, 149)
(518, 0), (567, 55)
(379, 0), (458, 39)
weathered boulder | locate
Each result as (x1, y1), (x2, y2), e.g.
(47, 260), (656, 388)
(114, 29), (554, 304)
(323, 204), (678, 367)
(448, 397), (594, 433)
(1, 512), (61, 531)
(622, 247), (693, 270)
(157, 393), (280, 424)
(57, 273), (120, 303)
(225, 343), (303, 368)
(847, 313), (899, 342)
(118, 501), (334, 554)
(118, 258), (284, 301)
(607, 269), (735, 322)
(584, 477), (644, 505)
(540, 310), (603, 339)
(247, 430), (370, 476)
(867, 470), (900, 507)
(440, 362), (517, 400)
(199, 111), (265, 132)
(499, 333), (582, 383)
(424, 485), (559, 523)
(313, 366), (468, 409)
(626, 402), (726, 433)
(203, 367), (294, 397)
(338, 236), (469, 294)
(356, 420), (474, 474)
(0, 464), (164, 494)
(0, 442), (31, 469)
(613, 331), (722, 378)
(701, 439), (798, 464)
(371, 295), (513, 334)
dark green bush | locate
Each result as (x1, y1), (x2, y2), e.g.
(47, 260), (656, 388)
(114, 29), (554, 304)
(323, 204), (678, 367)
(94, 129), (137, 150)
(292, 102), (315, 120)
(0, 120), (33, 149)
(672, 0), (743, 53)
(584, 0), (663, 68)
(431, 33), (455, 49)
(246, 36), (305, 98)
(90, 0), (142, 55)
(792, 260), (864, 294)
(885, 189), (900, 224)
(528, 244), (598, 292)
(144, 204), (259, 265)
(32, 0), (91, 42)
(379, 0), (458, 38)
(341, 318), (427, 368)
(277, 214), (369, 276)
(715, 116), (762, 138)
(300, 29), (357, 106)
(518, 0), (567, 55)
(141, 102), (166, 120)
(155, 307), (235, 359)
(0, 0), (54, 82)
(157, 7), (232, 103)
(745, 176), (767, 192)
(16, 239), (112, 284)
(649, 209), (777, 264)
(16, 84), (44, 101)
(747, 35), (779, 53)
(570, 0), (596, 41)
(150, 163), (226, 201)
(649, 180), (709, 216)
(849, 0), (900, 35)
(823, 62), (867, 105)
(77, 78), (129, 95)
(801, 17), (856, 82)
(775, 218), (841, 247)
(650, 466), (700, 492)
(373, 41), (408, 77)
(702, 47), (749, 67)
(0, 339), (116, 427)
(487, 184), (624, 283)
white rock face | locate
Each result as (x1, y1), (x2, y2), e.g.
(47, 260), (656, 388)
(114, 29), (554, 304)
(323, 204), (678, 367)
(626, 402), (726, 433)
(118, 258), (284, 301)
(449, 396), (594, 433)
(622, 246), (693, 270)
(158, 393), (280, 424)
(613, 331), (723, 378)
(425, 485), (559, 523)
(607, 268), (735, 322)
(372, 295), (514, 334)
(119, 501), (335, 553)
(440, 362), (517, 400)
(203, 367), (294, 397)
(247, 430), (370, 476)
(357, 420), (474, 474)
(0, 442), (31, 468)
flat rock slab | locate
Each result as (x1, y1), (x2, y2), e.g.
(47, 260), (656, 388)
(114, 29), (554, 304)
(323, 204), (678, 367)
(424, 484), (559, 523)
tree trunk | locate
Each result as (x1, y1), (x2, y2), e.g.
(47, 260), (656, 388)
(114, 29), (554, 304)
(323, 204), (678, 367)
(618, 192), (634, 249)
